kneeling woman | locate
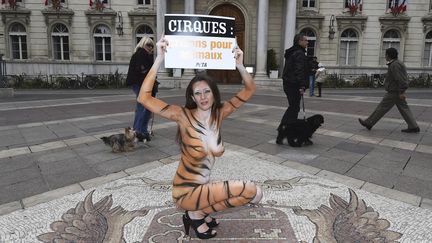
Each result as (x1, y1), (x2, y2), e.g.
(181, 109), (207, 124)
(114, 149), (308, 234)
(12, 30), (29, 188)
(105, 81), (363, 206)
(138, 36), (263, 239)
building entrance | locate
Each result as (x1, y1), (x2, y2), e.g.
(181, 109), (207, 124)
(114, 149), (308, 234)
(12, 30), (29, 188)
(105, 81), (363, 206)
(208, 4), (245, 84)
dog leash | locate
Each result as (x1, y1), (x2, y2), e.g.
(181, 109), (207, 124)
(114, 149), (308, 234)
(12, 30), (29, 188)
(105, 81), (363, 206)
(301, 93), (306, 120)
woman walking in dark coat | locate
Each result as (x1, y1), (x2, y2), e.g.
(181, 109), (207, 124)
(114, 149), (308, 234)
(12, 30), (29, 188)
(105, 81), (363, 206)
(126, 37), (158, 141)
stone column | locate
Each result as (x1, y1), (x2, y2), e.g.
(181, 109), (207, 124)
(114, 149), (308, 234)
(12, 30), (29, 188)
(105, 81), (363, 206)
(284, 0), (296, 52)
(183, 0), (196, 78)
(156, 0), (166, 40)
(157, 0), (168, 76)
(281, 0), (297, 72)
(255, 0), (269, 78)
(185, 0), (194, 14)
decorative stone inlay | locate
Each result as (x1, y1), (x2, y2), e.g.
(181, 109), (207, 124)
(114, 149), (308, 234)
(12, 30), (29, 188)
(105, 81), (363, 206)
(143, 207), (297, 242)
(294, 188), (403, 242)
(0, 150), (430, 242)
(37, 190), (148, 242)
(254, 228), (282, 238)
(250, 211), (275, 219)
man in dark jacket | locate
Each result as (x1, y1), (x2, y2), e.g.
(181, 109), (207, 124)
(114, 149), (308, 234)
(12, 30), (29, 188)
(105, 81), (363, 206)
(276, 33), (309, 144)
(359, 47), (419, 133)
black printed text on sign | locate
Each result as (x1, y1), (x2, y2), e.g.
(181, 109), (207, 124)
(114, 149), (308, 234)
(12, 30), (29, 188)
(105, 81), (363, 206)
(164, 14), (236, 70)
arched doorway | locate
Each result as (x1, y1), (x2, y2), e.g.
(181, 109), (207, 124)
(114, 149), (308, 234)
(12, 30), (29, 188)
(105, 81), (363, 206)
(208, 4), (245, 84)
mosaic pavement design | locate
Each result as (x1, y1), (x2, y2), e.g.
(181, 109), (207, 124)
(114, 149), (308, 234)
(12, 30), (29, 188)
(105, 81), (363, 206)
(0, 150), (431, 242)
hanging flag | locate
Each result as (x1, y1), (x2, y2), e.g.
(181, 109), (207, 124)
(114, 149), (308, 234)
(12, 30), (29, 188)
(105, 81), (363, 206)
(347, 0), (360, 15)
(357, 0), (363, 11)
(390, 0), (407, 15)
(399, 0), (407, 12)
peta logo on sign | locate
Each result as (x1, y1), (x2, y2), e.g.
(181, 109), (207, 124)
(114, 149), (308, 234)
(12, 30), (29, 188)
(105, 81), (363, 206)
(164, 14), (236, 70)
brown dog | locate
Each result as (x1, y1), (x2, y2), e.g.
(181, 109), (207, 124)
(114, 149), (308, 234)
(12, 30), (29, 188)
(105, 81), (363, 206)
(101, 127), (136, 153)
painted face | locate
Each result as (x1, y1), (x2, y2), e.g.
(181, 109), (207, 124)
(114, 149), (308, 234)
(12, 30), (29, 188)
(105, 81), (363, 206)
(192, 81), (214, 111)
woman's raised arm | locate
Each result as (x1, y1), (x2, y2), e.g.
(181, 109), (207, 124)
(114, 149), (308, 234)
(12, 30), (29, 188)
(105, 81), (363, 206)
(137, 36), (181, 121)
(221, 46), (257, 119)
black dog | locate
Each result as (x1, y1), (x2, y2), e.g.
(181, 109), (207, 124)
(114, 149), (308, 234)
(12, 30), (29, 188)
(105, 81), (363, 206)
(276, 114), (324, 147)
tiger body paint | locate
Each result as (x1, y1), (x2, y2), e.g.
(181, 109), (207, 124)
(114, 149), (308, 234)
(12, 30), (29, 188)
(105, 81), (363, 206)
(137, 37), (261, 216)
(161, 94), (259, 214)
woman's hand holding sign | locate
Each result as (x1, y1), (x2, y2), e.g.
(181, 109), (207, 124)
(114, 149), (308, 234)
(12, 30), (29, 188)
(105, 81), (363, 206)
(233, 45), (244, 67)
(156, 35), (169, 60)
(138, 35), (169, 112)
(231, 44), (256, 99)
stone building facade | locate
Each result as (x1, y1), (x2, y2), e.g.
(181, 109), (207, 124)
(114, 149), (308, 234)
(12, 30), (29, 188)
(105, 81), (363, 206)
(1, 0), (432, 85)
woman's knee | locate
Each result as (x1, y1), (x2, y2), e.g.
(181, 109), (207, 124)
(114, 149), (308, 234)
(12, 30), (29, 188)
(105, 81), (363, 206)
(243, 181), (262, 202)
(250, 185), (263, 204)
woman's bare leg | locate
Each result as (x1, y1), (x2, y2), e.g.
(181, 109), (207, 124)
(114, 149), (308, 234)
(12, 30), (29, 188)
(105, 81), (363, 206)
(177, 180), (262, 214)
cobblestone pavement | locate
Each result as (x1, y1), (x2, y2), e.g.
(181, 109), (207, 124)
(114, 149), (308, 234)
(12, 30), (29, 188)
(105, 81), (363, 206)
(0, 87), (431, 242)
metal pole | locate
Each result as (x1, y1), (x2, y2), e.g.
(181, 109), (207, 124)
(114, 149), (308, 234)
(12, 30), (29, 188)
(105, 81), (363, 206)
(301, 94), (306, 120)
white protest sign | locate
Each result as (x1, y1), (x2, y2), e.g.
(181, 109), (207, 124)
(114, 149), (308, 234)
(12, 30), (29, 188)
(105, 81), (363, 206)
(164, 14), (236, 70)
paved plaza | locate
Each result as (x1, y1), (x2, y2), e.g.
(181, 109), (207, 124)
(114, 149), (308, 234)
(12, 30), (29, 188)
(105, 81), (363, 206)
(0, 87), (431, 242)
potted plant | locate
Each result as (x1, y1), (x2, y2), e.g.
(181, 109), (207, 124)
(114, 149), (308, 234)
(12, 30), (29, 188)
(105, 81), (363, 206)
(267, 49), (279, 79)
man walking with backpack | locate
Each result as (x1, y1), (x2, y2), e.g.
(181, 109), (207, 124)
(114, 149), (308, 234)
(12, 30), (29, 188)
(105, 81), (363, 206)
(276, 33), (309, 144)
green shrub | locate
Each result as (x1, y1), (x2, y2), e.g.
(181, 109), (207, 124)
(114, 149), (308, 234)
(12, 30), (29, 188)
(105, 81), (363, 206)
(409, 74), (431, 88)
(352, 75), (370, 88)
(323, 73), (347, 88)
(266, 49), (278, 75)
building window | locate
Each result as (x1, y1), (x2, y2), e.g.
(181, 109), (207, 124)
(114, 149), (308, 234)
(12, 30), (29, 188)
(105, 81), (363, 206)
(136, 24), (154, 44)
(339, 29), (358, 65)
(93, 25), (111, 61)
(300, 28), (316, 57)
(424, 31), (432, 66)
(138, 0), (151, 5)
(382, 29), (400, 63)
(9, 23), (28, 60)
(52, 23), (70, 60)
(302, 0), (315, 8)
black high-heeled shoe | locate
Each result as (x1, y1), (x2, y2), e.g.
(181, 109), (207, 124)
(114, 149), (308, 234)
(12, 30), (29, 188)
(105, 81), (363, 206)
(183, 212), (217, 239)
(205, 214), (219, 228)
